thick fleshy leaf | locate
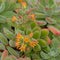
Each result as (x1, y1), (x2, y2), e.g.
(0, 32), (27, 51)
(33, 31), (41, 39)
(40, 51), (50, 59)
(7, 46), (19, 57)
(41, 29), (49, 38)
(0, 2), (5, 13)
(31, 53), (41, 60)
(3, 28), (14, 39)
(0, 43), (5, 50)
(48, 0), (56, 8)
(33, 44), (41, 52)
(1, 11), (17, 18)
(1, 50), (8, 60)
(0, 33), (8, 45)
(0, 15), (7, 23)
(5, 56), (16, 60)
(9, 40), (15, 47)
(40, 0), (46, 7)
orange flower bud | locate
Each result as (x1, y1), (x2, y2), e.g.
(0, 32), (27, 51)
(30, 14), (35, 20)
(29, 32), (33, 38)
(18, 0), (23, 3)
(21, 2), (27, 8)
(12, 16), (17, 22)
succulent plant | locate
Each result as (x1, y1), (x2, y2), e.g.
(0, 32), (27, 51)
(26, 0), (60, 59)
(0, 0), (60, 60)
(26, 0), (60, 30)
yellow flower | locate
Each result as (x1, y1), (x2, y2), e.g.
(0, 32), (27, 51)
(12, 16), (17, 22)
(24, 37), (30, 43)
(16, 33), (23, 40)
(29, 40), (38, 48)
(19, 44), (26, 52)
(21, 2), (27, 8)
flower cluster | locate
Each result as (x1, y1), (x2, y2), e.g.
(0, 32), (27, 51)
(15, 33), (38, 52)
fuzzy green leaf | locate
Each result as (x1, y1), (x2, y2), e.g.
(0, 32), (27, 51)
(0, 15), (7, 23)
(0, 33), (8, 45)
(0, 43), (5, 50)
(3, 28), (14, 39)
(7, 46), (19, 57)
(40, 51), (50, 59)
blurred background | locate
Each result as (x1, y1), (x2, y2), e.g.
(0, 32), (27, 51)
(55, 0), (60, 2)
